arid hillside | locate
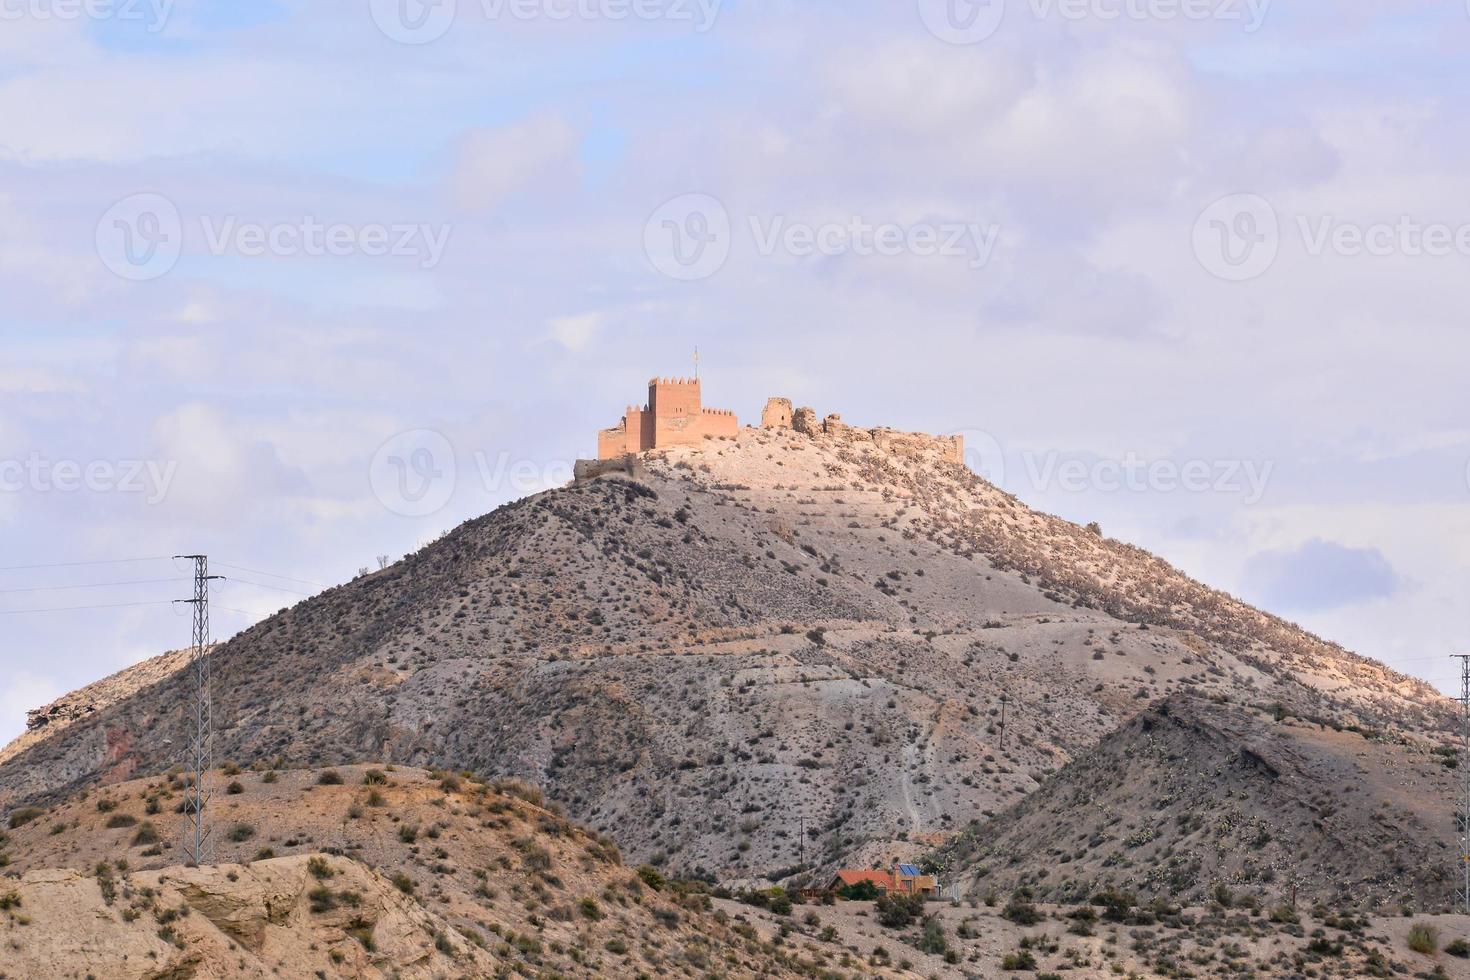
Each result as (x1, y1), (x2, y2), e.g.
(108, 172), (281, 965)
(0, 418), (1455, 889)
(0, 764), (871, 979)
(4, 763), (1468, 980)
(938, 695), (1462, 911)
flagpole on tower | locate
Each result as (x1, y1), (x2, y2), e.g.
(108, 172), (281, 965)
(694, 347), (700, 381)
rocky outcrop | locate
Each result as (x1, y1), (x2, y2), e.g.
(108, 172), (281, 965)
(791, 405), (821, 435)
(1, 855), (490, 979)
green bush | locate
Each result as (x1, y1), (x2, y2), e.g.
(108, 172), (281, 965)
(308, 886), (336, 913)
(1004, 895), (1042, 926)
(1408, 923), (1439, 954)
(837, 880), (880, 901)
(1002, 950), (1037, 970)
(1445, 937), (1469, 958)
(7, 808), (42, 830)
(876, 892), (926, 928)
(918, 916), (948, 955)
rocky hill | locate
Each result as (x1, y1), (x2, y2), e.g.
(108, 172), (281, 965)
(0, 764), (868, 979)
(938, 695), (1461, 911)
(5, 764), (1468, 979)
(0, 414), (1456, 896)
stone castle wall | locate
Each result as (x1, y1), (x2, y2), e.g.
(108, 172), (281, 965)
(598, 378), (738, 459)
(593, 384), (962, 467)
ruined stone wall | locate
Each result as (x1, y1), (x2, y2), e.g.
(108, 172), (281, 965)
(761, 397), (793, 429)
(776, 400), (964, 464)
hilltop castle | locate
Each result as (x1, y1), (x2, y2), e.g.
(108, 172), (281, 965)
(596, 377), (739, 459)
(591, 376), (964, 466)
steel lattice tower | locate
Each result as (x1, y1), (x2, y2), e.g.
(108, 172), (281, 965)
(1455, 654), (1470, 912)
(176, 555), (222, 866)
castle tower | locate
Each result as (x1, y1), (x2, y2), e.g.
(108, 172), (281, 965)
(597, 375), (738, 459)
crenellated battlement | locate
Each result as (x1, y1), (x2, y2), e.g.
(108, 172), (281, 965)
(597, 374), (738, 459)
(595, 376), (962, 466)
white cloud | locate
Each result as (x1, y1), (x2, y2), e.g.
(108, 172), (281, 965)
(547, 312), (604, 352)
(449, 116), (580, 212)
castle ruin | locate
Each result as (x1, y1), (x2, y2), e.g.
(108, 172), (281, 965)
(586, 379), (963, 473)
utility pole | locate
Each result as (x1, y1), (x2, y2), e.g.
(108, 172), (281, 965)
(798, 814), (805, 870)
(175, 555), (223, 866)
(1456, 655), (1470, 913)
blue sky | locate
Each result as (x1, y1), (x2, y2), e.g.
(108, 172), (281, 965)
(3, 0), (1469, 742)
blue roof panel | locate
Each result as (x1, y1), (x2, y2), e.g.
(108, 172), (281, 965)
(898, 864), (921, 876)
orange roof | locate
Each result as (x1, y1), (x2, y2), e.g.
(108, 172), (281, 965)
(833, 869), (894, 888)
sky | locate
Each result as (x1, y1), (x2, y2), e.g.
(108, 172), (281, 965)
(2, 0), (1469, 744)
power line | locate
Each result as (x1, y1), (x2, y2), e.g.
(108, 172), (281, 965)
(223, 576), (314, 597)
(0, 599), (177, 615)
(213, 562), (325, 588)
(0, 556), (174, 572)
(0, 577), (188, 594)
